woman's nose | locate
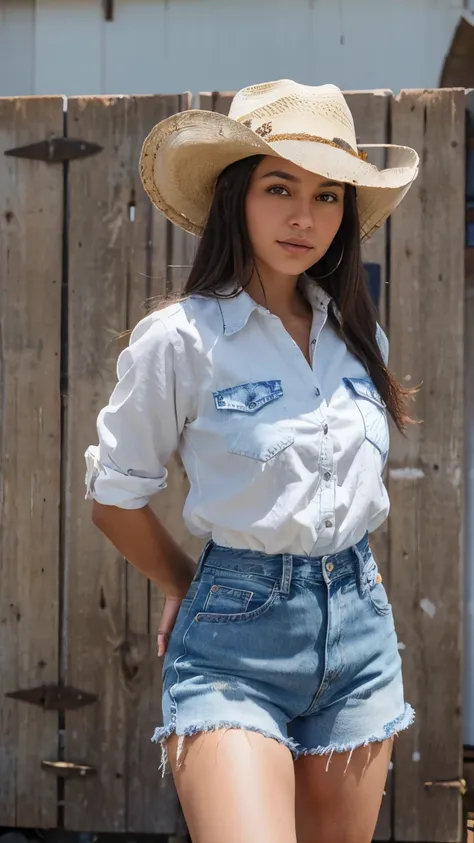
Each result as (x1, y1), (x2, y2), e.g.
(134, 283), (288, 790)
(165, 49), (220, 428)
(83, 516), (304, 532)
(289, 200), (314, 229)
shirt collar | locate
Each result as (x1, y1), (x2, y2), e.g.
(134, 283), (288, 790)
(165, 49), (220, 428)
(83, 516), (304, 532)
(216, 274), (338, 336)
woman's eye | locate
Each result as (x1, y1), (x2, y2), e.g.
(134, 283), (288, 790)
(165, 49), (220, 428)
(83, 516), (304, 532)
(268, 185), (291, 196)
(317, 193), (338, 203)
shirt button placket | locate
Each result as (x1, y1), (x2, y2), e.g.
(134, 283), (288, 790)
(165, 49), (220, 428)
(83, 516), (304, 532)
(320, 419), (335, 537)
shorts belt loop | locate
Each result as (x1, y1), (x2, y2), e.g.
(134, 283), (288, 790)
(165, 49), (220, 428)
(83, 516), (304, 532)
(280, 554), (293, 597)
(352, 542), (367, 598)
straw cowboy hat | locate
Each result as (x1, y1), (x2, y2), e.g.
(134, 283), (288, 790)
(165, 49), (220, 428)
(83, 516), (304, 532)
(140, 79), (419, 240)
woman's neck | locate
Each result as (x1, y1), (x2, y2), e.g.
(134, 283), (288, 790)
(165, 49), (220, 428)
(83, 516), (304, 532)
(245, 265), (311, 320)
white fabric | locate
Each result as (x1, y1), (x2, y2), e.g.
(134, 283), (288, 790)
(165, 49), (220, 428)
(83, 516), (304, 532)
(85, 277), (390, 556)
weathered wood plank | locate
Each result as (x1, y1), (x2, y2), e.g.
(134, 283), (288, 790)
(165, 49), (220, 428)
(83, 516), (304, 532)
(124, 94), (183, 835)
(345, 90), (392, 842)
(213, 91), (234, 116)
(0, 96), (63, 827)
(65, 94), (186, 834)
(389, 88), (465, 843)
(65, 94), (130, 832)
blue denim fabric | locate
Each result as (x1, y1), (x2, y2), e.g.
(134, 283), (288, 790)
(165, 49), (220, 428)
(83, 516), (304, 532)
(154, 534), (413, 774)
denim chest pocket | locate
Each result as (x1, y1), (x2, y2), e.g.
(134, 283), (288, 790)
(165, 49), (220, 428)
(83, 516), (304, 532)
(343, 376), (389, 464)
(213, 380), (294, 462)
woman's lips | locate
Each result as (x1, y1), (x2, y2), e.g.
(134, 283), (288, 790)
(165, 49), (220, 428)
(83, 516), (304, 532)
(277, 240), (314, 255)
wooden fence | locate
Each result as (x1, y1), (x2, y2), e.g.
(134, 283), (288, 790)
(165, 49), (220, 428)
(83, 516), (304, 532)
(0, 88), (465, 842)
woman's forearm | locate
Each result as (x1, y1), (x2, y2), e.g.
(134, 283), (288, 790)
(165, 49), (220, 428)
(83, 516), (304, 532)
(91, 501), (196, 598)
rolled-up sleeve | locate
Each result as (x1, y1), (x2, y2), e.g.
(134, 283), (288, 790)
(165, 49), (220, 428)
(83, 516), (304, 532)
(85, 312), (188, 509)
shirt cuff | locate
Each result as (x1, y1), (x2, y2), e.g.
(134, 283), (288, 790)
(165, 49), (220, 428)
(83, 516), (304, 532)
(84, 445), (168, 509)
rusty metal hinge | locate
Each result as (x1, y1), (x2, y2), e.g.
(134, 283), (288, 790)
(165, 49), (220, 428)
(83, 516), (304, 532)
(6, 683), (97, 710)
(4, 137), (103, 162)
(42, 760), (96, 779)
(424, 778), (467, 796)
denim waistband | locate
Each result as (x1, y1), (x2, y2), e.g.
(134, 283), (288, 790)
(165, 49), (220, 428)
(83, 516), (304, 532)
(200, 532), (371, 585)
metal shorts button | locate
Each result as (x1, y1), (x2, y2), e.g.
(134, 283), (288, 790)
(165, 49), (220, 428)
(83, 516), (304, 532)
(326, 561), (335, 573)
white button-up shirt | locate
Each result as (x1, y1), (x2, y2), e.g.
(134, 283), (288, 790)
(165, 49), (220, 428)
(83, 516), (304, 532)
(85, 276), (390, 556)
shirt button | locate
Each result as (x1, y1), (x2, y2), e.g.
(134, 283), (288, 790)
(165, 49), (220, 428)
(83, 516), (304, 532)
(248, 402), (256, 409)
(325, 519), (333, 528)
(314, 387), (321, 397)
(324, 471), (331, 482)
(323, 424), (329, 435)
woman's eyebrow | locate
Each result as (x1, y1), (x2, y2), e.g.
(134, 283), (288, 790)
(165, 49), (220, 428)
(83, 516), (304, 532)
(260, 170), (299, 182)
(259, 171), (343, 189)
(320, 180), (344, 189)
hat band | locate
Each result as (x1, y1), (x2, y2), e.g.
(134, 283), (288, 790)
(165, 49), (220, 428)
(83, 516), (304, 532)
(266, 132), (368, 162)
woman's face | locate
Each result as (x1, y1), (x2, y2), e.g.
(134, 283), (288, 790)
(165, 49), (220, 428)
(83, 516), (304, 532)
(245, 156), (345, 277)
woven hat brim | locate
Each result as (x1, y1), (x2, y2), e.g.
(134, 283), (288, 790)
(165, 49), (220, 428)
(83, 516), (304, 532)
(139, 110), (419, 239)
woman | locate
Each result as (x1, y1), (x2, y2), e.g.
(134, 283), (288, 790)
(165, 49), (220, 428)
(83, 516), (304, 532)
(86, 80), (419, 843)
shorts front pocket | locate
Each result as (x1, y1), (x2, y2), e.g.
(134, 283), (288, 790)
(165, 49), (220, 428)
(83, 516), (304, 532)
(368, 580), (392, 617)
(203, 583), (253, 614)
(213, 380), (294, 462)
(361, 550), (392, 618)
(194, 569), (279, 624)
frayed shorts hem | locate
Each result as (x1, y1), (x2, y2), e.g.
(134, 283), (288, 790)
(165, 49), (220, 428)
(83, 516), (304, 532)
(152, 703), (415, 776)
(152, 720), (301, 776)
(294, 703), (415, 759)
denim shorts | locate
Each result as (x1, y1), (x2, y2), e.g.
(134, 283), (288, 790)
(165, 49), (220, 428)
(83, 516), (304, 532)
(154, 533), (414, 774)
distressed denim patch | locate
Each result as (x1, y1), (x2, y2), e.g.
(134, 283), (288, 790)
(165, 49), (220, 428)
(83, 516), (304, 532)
(213, 380), (283, 414)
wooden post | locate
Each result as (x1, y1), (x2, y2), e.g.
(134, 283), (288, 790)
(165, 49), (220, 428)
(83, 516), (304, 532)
(0, 96), (63, 827)
(389, 88), (465, 843)
(345, 90), (392, 840)
(64, 95), (181, 834)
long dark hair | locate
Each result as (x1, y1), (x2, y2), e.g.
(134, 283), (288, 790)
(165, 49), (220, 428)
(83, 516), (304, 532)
(183, 155), (416, 433)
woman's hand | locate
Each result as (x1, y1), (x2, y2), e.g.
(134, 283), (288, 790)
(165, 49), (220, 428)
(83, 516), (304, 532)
(157, 593), (187, 657)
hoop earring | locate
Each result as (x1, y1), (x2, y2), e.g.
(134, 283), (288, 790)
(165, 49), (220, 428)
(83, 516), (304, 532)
(313, 245), (345, 280)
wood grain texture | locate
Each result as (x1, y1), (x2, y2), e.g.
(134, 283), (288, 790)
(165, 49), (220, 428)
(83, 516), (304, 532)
(212, 92), (234, 116)
(0, 96), (63, 827)
(124, 94), (182, 835)
(345, 90), (392, 842)
(389, 88), (465, 843)
(64, 95), (180, 833)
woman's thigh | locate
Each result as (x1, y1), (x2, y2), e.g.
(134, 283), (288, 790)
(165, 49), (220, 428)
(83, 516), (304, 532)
(167, 729), (297, 843)
(294, 739), (393, 843)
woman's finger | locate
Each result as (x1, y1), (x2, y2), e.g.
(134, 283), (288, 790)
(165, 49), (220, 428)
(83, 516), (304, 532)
(157, 596), (183, 657)
(157, 630), (170, 658)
